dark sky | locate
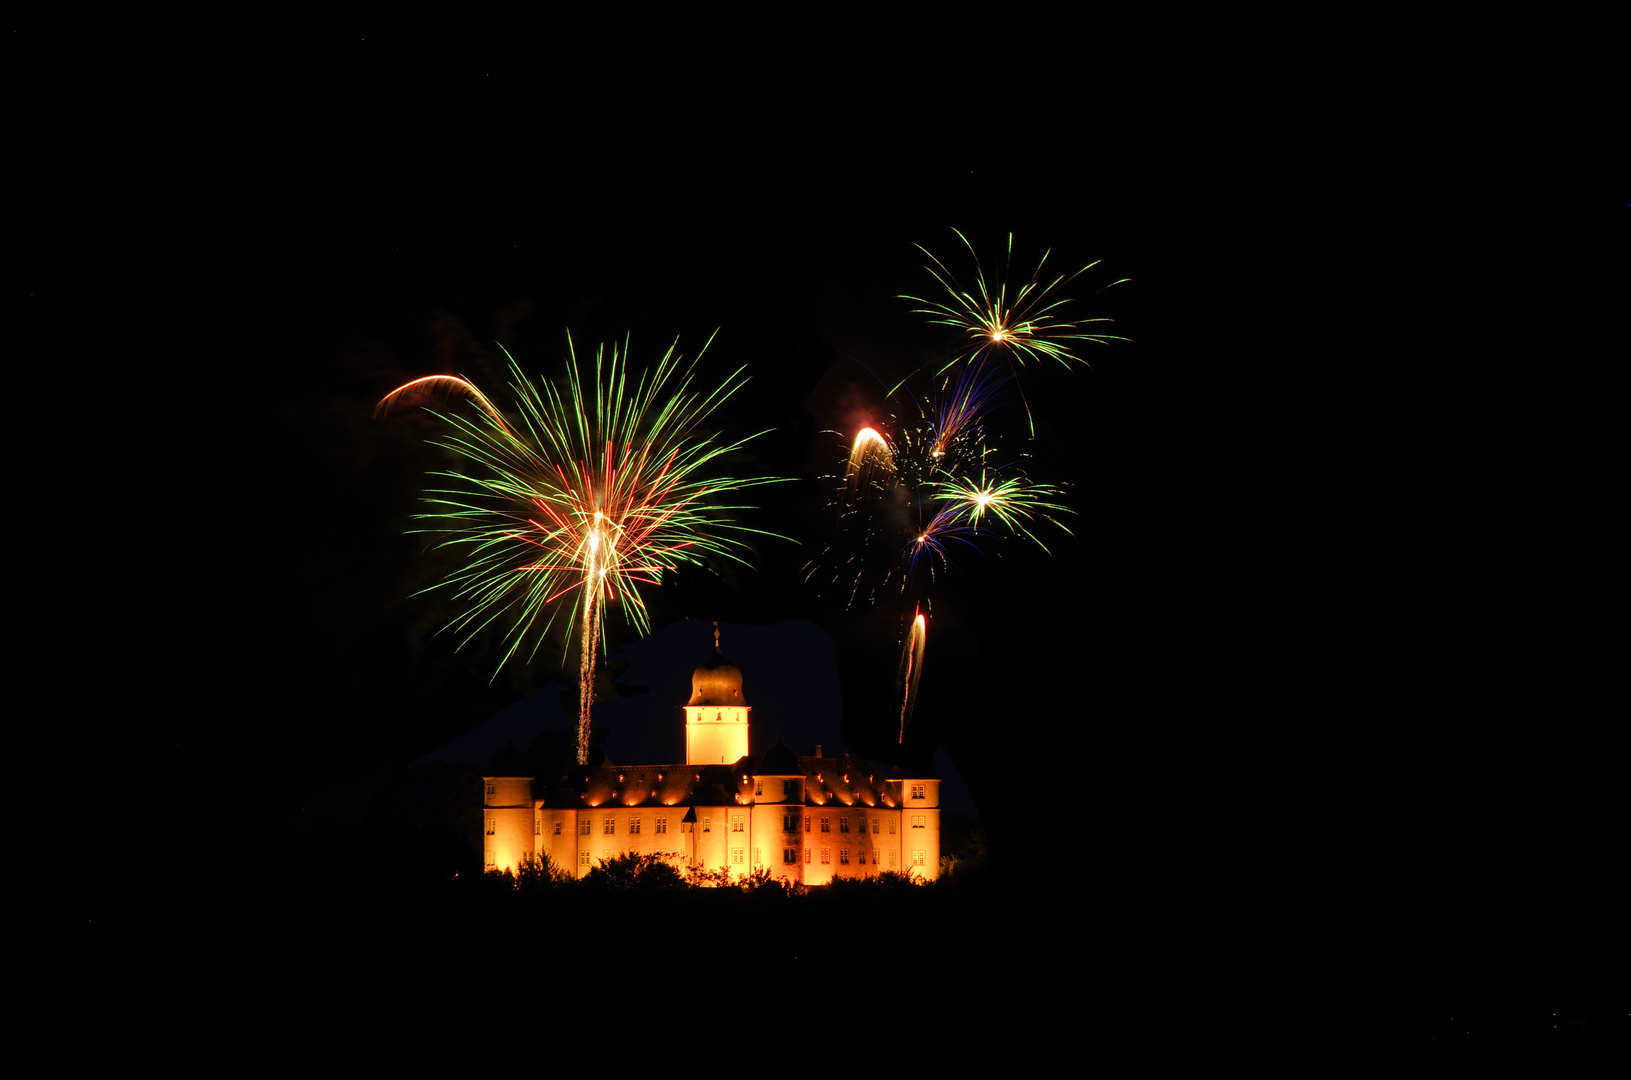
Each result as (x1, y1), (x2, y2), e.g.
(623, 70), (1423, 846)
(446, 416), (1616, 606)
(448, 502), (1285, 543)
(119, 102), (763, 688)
(40, 35), (1621, 1024)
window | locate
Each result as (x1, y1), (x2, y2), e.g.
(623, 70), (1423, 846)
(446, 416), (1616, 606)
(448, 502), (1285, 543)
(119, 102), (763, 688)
(804, 816), (811, 833)
(858, 850), (867, 865)
(534, 819), (540, 835)
(784, 849), (797, 864)
(732, 849), (744, 865)
(656, 818), (667, 834)
(913, 850), (925, 866)
(753, 847), (761, 864)
(732, 817), (744, 833)
(804, 849), (811, 864)
(784, 814), (798, 832)
(579, 819), (591, 835)
(603, 818), (615, 835)
(485, 818), (496, 836)
(485, 783), (496, 796)
(630, 817), (641, 834)
(578, 850), (590, 866)
(840, 818), (850, 833)
(889, 819), (897, 835)
(820, 849), (830, 864)
(602, 848), (611, 861)
(554, 820), (563, 835)
(872, 819), (880, 835)
(912, 815), (925, 829)
(820, 817), (830, 833)
(839, 850), (850, 865)
(889, 850), (897, 867)
(484, 851), (496, 869)
(755, 780), (762, 796)
(911, 784), (925, 799)
(703, 817), (711, 833)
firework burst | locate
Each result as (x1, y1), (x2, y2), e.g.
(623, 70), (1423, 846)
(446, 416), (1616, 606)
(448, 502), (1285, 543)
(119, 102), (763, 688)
(381, 334), (778, 765)
(902, 228), (1130, 375)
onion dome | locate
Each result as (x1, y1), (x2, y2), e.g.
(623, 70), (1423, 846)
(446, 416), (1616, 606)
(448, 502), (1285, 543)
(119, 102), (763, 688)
(687, 621), (748, 706)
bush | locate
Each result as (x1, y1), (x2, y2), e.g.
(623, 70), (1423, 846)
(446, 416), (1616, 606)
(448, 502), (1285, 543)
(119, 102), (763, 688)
(584, 852), (686, 893)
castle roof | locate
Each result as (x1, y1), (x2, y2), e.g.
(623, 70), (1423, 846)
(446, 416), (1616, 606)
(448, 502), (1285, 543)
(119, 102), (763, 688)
(757, 738), (801, 776)
(525, 751), (907, 812)
(487, 741), (531, 777)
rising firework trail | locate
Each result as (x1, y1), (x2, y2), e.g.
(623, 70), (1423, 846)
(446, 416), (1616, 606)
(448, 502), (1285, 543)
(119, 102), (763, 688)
(895, 606), (927, 743)
(380, 334), (779, 765)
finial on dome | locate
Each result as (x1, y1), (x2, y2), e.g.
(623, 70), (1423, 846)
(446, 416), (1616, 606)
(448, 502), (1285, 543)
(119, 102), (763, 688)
(713, 620), (720, 654)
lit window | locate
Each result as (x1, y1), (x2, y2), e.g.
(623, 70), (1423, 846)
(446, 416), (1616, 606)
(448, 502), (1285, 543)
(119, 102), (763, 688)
(839, 850), (850, 864)
(485, 818), (496, 836)
(889, 819), (897, 835)
(732, 817), (744, 833)
(889, 850), (897, 867)
(578, 850), (590, 866)
(732, 849), (744, 865)
(753, 847), (761, 864)
(912, 815), (924, 829)
(911, 784), (925, 800)
(631, 818), (641, 834)
(804, 849), (811, 863)
(656, 818), (667, 834)
(820, 817), (830, 833)
(804, 816), (811, 833)
(579, 819), (591, 836)
(534, 819), (540, 835)
(913, 850), (925, 866)
(603, 818), (615, 835)
(872, 819), (880, 834)
(820, 849), (830, 864)
(839, 818), (850, 834)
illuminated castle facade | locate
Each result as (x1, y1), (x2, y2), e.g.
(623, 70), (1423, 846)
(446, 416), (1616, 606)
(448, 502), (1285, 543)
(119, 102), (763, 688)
(482, 635), (941, 885)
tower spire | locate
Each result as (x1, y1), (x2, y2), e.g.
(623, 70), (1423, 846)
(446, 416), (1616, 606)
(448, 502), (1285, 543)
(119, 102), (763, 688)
(713, 619), (721, 654)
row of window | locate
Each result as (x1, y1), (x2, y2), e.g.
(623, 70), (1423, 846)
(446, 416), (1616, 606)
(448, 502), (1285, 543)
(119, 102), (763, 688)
(495, 846), (927, 871)
(497, 813), (926, 837)
(490, 781), (926, 803)
(810, 815), (897, 835)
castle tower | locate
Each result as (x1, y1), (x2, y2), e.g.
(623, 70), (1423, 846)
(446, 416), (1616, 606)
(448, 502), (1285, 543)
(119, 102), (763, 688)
(684, 622), (750, 765)
(482, 743), (536, 873)
(751, 738), (805, 882)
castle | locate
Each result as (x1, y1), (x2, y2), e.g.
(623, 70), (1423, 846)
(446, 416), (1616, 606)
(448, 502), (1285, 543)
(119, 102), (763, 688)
(482, 629), (941, 884)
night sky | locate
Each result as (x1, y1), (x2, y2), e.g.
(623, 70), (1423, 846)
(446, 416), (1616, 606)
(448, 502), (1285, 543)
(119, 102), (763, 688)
(40, 34), (1622, 1055)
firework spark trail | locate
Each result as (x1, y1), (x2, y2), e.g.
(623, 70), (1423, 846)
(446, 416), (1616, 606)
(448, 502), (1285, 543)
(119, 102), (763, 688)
(927, 355), (1010, 463)
(896, 607), (927, 743)
(844, 426), (894, 498)
(383, 334), (779, 765)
